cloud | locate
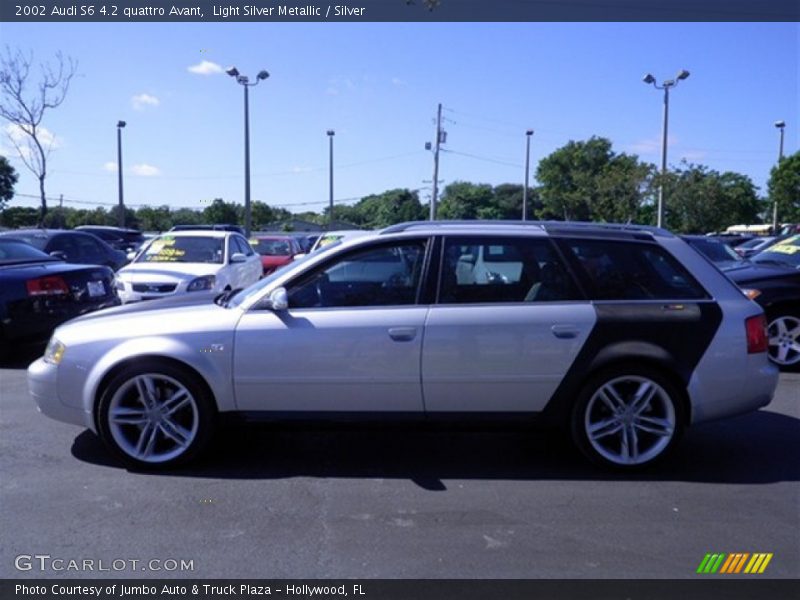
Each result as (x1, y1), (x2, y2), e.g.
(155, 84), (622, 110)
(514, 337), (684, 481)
(103, 162), (118, 172)
(626, 135), (677, 156)
(291, 166), (313, 173)
(391, 77), (407, 87)
(131, 164), (161, 177)
(188, 60), (223, 75)
(132, 93), (160, 110)
(5, 123), (59, 149)
(324, 87), (339, 96)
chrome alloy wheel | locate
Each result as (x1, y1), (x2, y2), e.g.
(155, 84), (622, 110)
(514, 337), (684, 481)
(584, 376), (676, 466)
(767, 315), (800, 367)
(107, 373), (199, 464)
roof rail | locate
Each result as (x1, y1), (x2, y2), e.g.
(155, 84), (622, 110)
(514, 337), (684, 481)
(380, 220), (672, 237)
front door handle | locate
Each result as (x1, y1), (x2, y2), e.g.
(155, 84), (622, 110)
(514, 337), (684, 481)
(551, 325), (579, 339)
(388, 327), (417, 342)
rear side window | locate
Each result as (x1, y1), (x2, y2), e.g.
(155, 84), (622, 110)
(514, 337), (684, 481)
(439, 236), (581, 304)
(562, 239), (708, 301)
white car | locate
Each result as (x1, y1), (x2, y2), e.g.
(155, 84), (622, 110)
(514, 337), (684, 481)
(115, 231), (262, 303)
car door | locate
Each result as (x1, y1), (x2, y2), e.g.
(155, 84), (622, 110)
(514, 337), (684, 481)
(46, 234), (80, 263)
(422, 235), (596, 413)
(233, 238), (430, 412)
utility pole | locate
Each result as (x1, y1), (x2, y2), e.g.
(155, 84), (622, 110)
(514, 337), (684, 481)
(523, 130), (534, 220)
(327, 130), (335, 229)
(772, 120), (786, 233)
(430, 103), (443, 221)
(116, 121), (126, 228)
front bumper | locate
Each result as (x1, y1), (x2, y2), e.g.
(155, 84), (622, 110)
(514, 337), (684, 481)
(27, 358), (93, 430)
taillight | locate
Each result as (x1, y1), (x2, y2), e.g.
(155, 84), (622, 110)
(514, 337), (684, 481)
(745, 314), (768, 354)
(26, 276), (69, 296)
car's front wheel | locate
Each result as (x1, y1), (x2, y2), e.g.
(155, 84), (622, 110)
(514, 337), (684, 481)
(571, 366), (684, 469)
(97, 361), (216, 469)
(766, 312), (800, 371)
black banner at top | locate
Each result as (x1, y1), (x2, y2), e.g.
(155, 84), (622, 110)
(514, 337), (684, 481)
(1, 0), (799, 22)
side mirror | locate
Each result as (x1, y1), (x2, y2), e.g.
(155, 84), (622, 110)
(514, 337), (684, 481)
(266, 287), (288, 311)
(230, 252), (247, 264)
(126, 251), (137, 261)
(49, 251), (67, 260)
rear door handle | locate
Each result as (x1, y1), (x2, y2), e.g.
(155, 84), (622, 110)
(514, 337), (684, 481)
(551, 325), (579, 339)
(388, 327), (417, 342)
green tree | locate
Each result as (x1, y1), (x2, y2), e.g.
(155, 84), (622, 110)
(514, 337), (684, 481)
(660, 163), (763, 234)
(768, 151), (800, 224)
(0, 155), (18, 209)
(437, 181), (495, 219)
(536, 136), (654, 223)
(350, 188), (426, 228)
(135, 205), (173, 232)
(172, 207), (203, 226)
(0, 205), (38, 228)
(251, 201), (276, 230)
(202, 198), (240, 225)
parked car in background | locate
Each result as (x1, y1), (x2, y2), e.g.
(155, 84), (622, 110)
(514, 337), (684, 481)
(29, 221), (777, 470)
(681, 235), (745, 271)
(170, 224), (246, 236)
(724, 234), (800, 371)
(249, 235), (303, 276)
(734, 236), (777, 259)
(0, 229), (128, 271)
(75, 226), (146, 254)
(114, 230), (262, 303)
(0, 239), (119, 360)
(308, 230), (369, 253)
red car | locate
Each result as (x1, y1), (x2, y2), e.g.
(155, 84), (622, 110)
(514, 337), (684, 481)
(249, 236), (303, 276)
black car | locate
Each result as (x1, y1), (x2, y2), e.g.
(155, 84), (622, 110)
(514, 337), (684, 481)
(75, 225), (146, 253)
(0, 229), (128, 271)
(681, 235), (746, 271)
(720, 235), (800, 371)
(0, 239), (120, 359)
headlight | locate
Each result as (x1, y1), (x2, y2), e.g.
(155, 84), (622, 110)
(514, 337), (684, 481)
(43, 338), (66, 365)
(187, 275), (216, 292)
(742, 288), (761, 300)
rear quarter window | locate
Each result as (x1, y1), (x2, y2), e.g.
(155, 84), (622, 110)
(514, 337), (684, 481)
(560, 239), (709, 301)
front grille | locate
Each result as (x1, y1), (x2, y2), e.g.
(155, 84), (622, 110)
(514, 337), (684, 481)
(132, 283), (177, 293)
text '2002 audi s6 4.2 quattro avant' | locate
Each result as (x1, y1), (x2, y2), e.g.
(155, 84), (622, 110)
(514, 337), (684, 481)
(28, 221), (779, 470)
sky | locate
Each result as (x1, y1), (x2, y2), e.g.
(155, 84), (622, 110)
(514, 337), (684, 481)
(0, 22), (797, 216)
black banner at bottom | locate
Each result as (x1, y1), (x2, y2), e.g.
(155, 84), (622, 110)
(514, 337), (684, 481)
(3, 580), (799, 600)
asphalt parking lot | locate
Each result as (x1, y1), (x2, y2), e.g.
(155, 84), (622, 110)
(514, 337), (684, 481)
(1, 348), (798, 580)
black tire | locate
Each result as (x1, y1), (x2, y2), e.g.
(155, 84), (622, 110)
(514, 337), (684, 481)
(570, 365), (685, 470)
(97, 360), (216, 470)
(766, 310), (800, 373)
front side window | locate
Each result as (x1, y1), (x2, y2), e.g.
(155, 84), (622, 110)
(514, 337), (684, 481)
(136, 236), (224, 264)
(288, 241), (427, 308)
(563, 239), (708, 300)
(439, 236), (581, 304)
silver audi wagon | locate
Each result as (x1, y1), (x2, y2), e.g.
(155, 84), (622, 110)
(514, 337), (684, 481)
(28, 221), (779, 470)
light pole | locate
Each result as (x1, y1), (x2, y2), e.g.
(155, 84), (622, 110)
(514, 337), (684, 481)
(773, 120), (786, 233)
(643, 69), (690, 229)
(327, 130), (335, 229)
(523, 129), (534, 221)
(226, 66), (269, 238)
(116, 121), (126, 228)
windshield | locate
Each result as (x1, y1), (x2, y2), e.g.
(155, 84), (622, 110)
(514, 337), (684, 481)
(136, 235), (224, 264)
(687, 238), (742, 264)
(251, 238), (292, 256)
(0, 240), (55, 264)
(751, 235), (800, 269)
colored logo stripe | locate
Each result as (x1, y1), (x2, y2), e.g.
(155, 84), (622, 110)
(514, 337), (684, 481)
(697, 553), (772, 574)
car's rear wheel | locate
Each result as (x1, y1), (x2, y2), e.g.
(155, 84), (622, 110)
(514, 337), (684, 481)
(571, 366), (684, 469)
(766, 312), (800, 371)
(97, 361), (215, 469)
